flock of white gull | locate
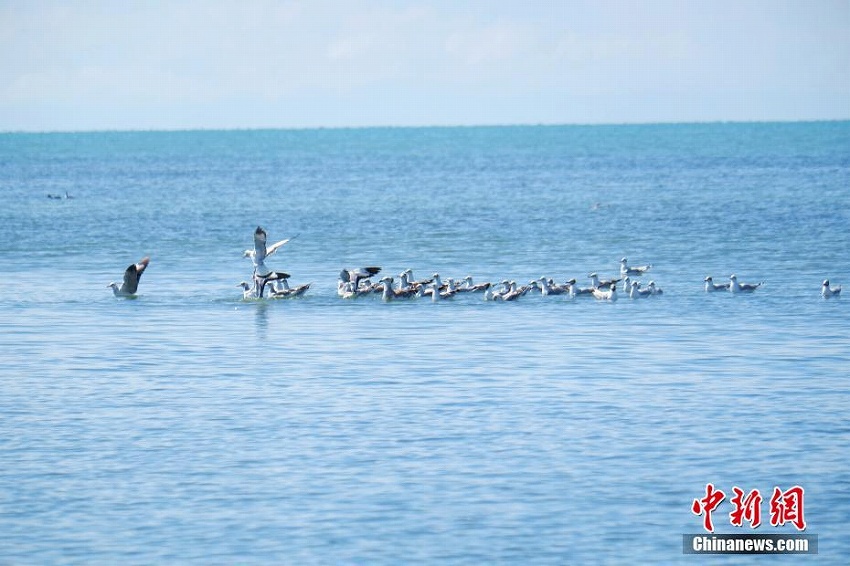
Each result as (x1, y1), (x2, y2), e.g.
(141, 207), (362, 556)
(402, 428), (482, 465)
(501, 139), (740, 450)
(107, 226), (843, 301)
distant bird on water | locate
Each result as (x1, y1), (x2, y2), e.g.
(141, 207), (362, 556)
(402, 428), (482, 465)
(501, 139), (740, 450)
(268, 274), (311, 298)
(704, 276), (730, 292)
(253, 271), (291, 299)
(336, 266), (381, 299)
(589, 272), (619, 290)
(729, 274), (763, 293)
(592, 283), (618, 301)
(108, 257), (150, 297)
(821, 280), (841, 298)
(620, 257), (652, 276)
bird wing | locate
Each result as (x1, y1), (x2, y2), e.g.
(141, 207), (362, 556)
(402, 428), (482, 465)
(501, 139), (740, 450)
(253, 226), (268, 262)
(265, 238), (290, 257)
(265, 233), (299, 257)
(135, 257), (150, 278)
(357, 266), (381, 277)
(122, 257), (149, 294)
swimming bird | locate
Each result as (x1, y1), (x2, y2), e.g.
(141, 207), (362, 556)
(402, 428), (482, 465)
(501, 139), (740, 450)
(620, 257), (652, 276)
(271, 276), (311, 298)
(396, 269), (431, 293)
(821, 280), (841, 298)
(647, 281), (663, 295)
(536, 277), (554, 296)
(458, 275), (491, 293)
(338, 282), (359, 299)
(244, 226), (296, 276)
(426, 279), (456, 302)
(420, 273), (449, 298)
(397, 270), (414, 292)
(566, 278), (595, 296)
(483, 285), (495, 301)
(379, 277), (397, 302)
(487, 280), (512, 301)
(378, 276), (418, 301)
(501, 280), (535, 301)
(546, 278), (571, 295)
(338, 266), (382, 296)
(238, 281), (256, 299)
(253, 271), (291, 298)
(402, 269), (434, 289)
(628, 281), (652, 299)
(592, 283), (618, 301)
(704, 276), (730, 292)
(108, 256), (150, 297)
(729, 274), (763, 293)
(589, 272), (620, 289)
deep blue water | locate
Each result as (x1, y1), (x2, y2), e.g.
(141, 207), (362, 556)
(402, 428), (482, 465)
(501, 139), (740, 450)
(1, 123), (849, 564)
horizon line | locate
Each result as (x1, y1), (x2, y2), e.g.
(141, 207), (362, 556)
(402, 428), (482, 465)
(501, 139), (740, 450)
(2, 117), (849, 136)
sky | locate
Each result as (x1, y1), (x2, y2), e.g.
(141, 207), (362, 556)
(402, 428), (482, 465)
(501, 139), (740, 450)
(1, 0), (848, 132)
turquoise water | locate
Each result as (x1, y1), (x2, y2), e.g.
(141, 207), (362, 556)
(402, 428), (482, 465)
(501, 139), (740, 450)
(1, 123), (849, 563)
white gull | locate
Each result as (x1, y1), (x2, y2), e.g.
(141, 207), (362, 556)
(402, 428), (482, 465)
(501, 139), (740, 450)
(458, 275), (492, 293)
(592, 283), (618, 301)
(620, 257), (652, 276)
(271, 277), (311, 298)
(628, 281), (652, 299)
(589, 272), (620, 289)
(647, 281), (663, 295)
(108, 256), (150, 297)
(704, 276), (730, 292)
(244, 226), (296, 276)
(338, 266), (382, 297)
(821, 280), (841, 298)
(729, 274), (763, 293)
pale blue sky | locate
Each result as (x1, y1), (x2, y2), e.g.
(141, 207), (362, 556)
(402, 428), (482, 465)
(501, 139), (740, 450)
(1, 0), (848, 132)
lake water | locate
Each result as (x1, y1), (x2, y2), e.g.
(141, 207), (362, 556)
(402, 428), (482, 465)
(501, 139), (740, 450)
(1, 123), (849, 563)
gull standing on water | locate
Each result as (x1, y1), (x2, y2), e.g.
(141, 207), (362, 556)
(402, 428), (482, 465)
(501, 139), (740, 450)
(244, 226), (297, 298)
(821, 280), (842, 298)
(108, 257), (150, 297)
(244, 226), (296, 276)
